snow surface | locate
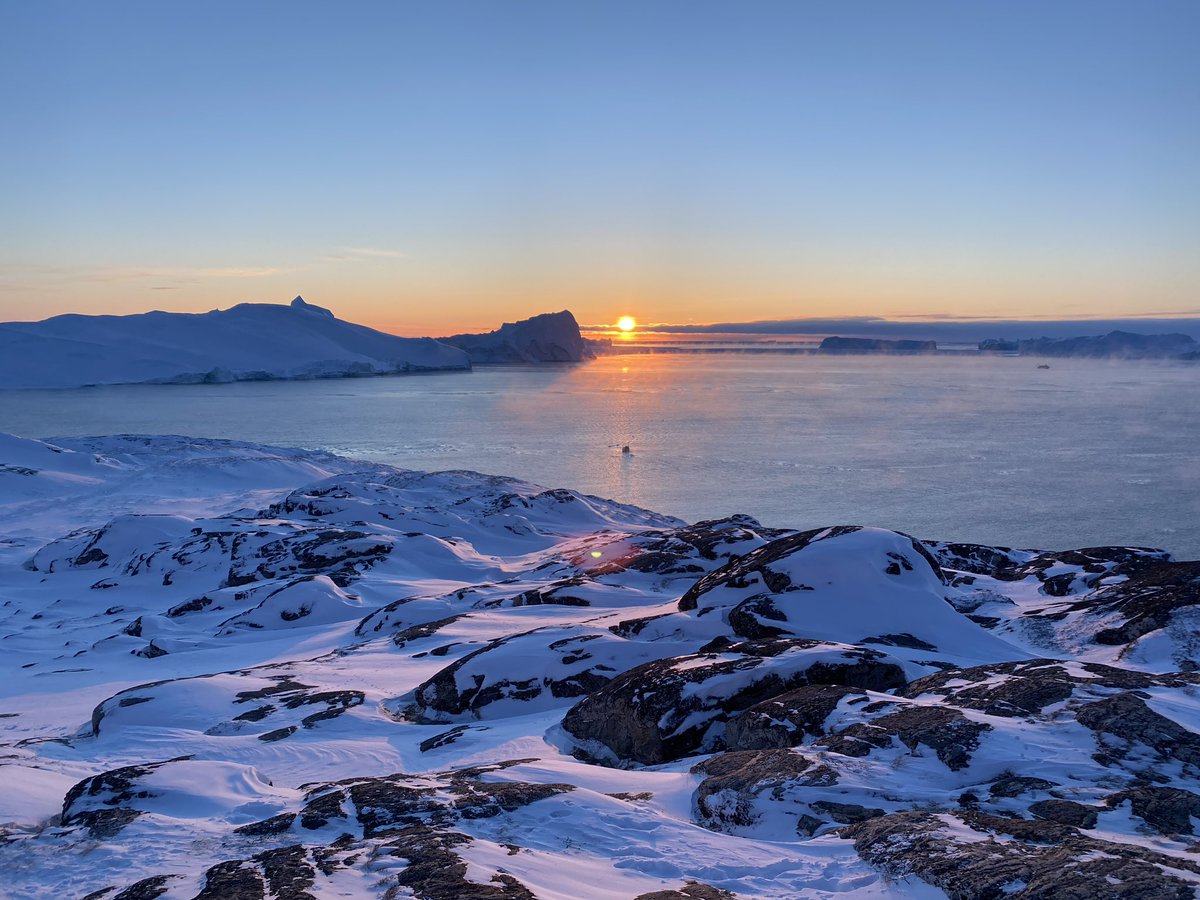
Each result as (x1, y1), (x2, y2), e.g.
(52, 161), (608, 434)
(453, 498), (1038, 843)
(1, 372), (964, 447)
(2, 432), (1198, 898)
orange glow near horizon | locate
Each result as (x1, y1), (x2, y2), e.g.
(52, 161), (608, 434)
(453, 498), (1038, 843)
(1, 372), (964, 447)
(617, 316), (636, 332)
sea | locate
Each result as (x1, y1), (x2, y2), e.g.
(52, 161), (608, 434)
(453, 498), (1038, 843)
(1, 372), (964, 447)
(1, 351), (1197, 557)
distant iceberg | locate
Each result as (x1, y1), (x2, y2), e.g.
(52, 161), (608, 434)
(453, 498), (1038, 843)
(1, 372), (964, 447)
(440, 309), (594, 363)
(0, 296), (471, 388)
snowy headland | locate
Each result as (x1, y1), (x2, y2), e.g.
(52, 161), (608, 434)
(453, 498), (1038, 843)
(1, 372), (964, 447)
(2, 433), (1199, 898)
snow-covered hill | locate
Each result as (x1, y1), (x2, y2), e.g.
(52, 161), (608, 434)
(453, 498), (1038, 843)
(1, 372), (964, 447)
(0, 297), (471, 388)
(2, 433), (1199, 898)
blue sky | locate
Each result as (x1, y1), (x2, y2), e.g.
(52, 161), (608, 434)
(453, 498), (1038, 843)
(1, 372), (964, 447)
(2, 1), (1197, 333)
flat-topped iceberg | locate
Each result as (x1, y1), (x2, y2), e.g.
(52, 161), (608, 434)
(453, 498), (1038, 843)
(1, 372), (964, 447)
(0, 296), (471, 388)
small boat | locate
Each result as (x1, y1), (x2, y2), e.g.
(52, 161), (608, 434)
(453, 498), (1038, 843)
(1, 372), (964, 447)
(621, 445), (632, 455)
(1037, 364), (1050, 369)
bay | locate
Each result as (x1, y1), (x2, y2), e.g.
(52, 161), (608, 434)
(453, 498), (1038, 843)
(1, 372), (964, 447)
(0, 353), (1196, 557)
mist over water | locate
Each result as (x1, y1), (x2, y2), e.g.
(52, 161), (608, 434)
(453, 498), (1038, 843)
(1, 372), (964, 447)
(1, 353), (1196, 557)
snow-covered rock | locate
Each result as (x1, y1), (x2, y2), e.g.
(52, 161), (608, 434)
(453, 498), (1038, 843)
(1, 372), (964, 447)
(3, 431), (1200, 898)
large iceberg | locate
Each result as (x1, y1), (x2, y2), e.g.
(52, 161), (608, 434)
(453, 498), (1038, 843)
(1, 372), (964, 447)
(0, 296), (471, 388)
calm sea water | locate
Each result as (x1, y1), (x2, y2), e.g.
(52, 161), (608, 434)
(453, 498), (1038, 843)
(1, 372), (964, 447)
(1, 354), (1197, 557)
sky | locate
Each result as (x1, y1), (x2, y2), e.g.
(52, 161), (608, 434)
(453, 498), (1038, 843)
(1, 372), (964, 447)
(2, 1), (1198, 335)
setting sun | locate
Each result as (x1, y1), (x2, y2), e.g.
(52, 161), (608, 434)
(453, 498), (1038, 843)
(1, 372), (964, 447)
(617, 316), (636, 332)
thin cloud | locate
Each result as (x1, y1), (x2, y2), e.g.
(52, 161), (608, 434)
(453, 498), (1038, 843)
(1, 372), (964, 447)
(321, 246), (407, 263)
(0, 263), (281, 290)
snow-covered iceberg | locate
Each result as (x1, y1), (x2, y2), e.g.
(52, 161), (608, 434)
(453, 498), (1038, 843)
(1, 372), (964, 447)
(440, 309), (594, 363)
(0, 296), (471, 388)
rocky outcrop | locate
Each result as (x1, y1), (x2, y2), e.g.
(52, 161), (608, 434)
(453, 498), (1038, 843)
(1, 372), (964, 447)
(407, 625), (671, 722)
(691, 749), (830, 831)
(725, 685), (862, 750)
(1105, 785), (1200, 836)
(12, 433), (1200, 899)
(562, 639), (906, 765)
(819, 704), (990, 771)
(89, 669), (365, 741)
(846, 809), (1200, 899)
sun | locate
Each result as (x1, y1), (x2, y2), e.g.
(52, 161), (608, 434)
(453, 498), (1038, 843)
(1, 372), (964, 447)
(617, 316), (636, 332)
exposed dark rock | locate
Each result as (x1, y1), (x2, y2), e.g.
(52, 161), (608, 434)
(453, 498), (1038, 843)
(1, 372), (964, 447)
(846, 809), (1200, 899)
(133, 641), (168, 659)
(725, 685), (861, 750)
(862, 633), (938, 651)
(478, 578), (592, 608)
(563, 639), (905, 765)
(821, 705), (990, 771)
(903, 659), (1197, 720)
(727, 594), (789, 639)
(453, 778), (571, 820)
(297, 763), (572, 840)
(234, 812), (297, 836)
(925, 542), (1029, 580)
(61, 758), (189, 834)
(193, 860), (267, 900)
(409, 627), (629, 721)
(1105, 785), (1200, 835)
(226, 529), (394, 589)
(1075, 692), (1200, 769)
(378, 824), (536, 899)
(1028, 799), (1099, 829)
(679, 526), (945, 612)
(299, 791), (346, 831)
(420, 724), (474, 752)
(927, 542), (1169, 594)
(1066, 559), (1200, 646)
(621, 515), (786, 576)
(166, 595), (213, 617)
(258, 726), (297, 742)
(809, 800), (885, 824)
(691, 749), (824, 829)
(633, 883), (737, 900)
(65, 807), (142, 839)
(989, 775), (1059, 798)
(609, 612), (675, 638)
(112, 876), (181, 900)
